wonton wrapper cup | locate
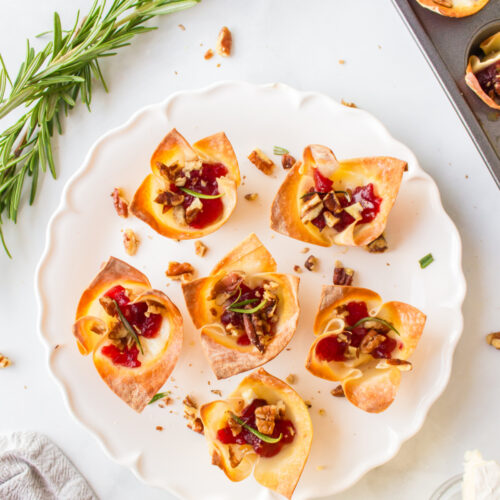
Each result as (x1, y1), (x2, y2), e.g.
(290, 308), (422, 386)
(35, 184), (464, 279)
(182, 233), (300, 379)
(415, 0), (489, 17)
(200, 368), (313, 499)
(465, 31), (500, 110)
(306, 285), (426, 413)
(73, 257), (183, 412)
(131, 128), (240, 239)
(271, 144), (406, 248)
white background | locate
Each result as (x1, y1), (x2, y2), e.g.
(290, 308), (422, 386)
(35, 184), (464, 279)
(0, 1), (499, 499)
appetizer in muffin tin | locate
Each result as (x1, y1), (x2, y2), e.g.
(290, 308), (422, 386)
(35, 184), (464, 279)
(415, 0), (490, 17)
(306, 285), (426, 413)
(466, 31), (500, 110)
(131, 128), (240, 239)
(271, 144), (406, 248)
(182, 233), (300, 379)
(73, 257), (183, 412)
(200, 368), (313, 499)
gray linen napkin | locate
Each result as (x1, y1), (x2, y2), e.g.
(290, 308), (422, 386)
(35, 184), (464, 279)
(0, 431), (98, 500)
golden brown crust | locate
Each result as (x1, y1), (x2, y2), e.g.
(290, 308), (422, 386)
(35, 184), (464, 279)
(182, 235), (300, 379)
(199, 368), (313, 499)
(270, 144), (406, 248)
(130, 129), (240, 240)
(415, 0), (489, 17)
(306, 285), (426, 413)
(73, 257), (183, 412)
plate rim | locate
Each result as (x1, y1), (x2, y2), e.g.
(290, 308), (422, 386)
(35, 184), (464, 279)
(35, 80), (467, 499)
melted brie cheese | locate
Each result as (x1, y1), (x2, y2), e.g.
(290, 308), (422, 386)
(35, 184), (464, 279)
(463, 450), (500, 500)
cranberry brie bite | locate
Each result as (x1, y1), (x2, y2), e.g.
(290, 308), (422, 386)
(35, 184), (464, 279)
(306, 285), (426, 413)
(415, 0), (489, 17)
(271, 144), (406, 248)
(73, 257), (183, 412)
(131, 129), (240, 239)
(466, 31), (500, 110)
(182, 233), (300, 379)
(200, 368), (313, 499)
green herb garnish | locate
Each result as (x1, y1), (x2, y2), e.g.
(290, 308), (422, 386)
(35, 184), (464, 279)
(419, 253), (434, 269)
(0, 0), (200, 257)
(228, 300), (267, 314)
(334, 190), (351, 201)
(229, 298), (258, 309)
(230, 413), (283, 444)
(346, 317), (400, 336)
(300, 190), (328, 199)
(273, 146), (289, 156)
(112, 299), (144, 354)
(148, 391), (170, 405)
(179, 187), (223, 199)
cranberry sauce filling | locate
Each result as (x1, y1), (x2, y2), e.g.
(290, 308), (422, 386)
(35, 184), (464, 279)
(101, 285), (163, 367)
(315, 300), (397, 362)
(475, 60), (500, 100)
(309, 168), (382, 233)
(170, 162), (228, 229)
(216, 399), (295, 458)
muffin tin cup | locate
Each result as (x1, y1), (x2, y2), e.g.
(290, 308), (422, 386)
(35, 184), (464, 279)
(392, 0), (500, 188)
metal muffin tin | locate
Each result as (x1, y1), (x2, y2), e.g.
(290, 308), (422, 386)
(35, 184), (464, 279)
(392, 0), (500, 188)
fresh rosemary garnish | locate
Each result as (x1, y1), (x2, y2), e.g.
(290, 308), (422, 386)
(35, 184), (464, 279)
(148, 391), (170, 404)
(273, 146), (289, 156)
(230, 413), (283, 444)
(229, 298), (258, 309)
(346, 317), (401, 336)
(419, 253), (434, 269)
(112, 299), (144, 354)
(228, 299), (267, 314)
(300, 190), (351, 202)
(0, 0), (200, 257)
(179, 187), (223, 199)
(335, 190), (351, 201)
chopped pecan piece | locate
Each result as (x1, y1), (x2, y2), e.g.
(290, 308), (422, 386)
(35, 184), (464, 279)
(486, 332), (500, 349)
(243, 314), (265, 353)
(366, 233), (388, 253)
(123, 229), (139, 256)
(166, 262), (195, 282)
(0, 353), (11, 368)
(281, 154), (296, 170)
(108, 320), (128, 340)
(90, 322), (107, 335)
(99, 295), (117, 316)
(333, 260), (354, 286)
(293, 265), (302, 273)
(111, 188), (128, 218)
(204, 48), (214, 60)
(341, 99), (357, 108)
(359, 329), (386, 354)
(331, 385), (345, 397)
(183, 395), (204, 434)
(304, 255), (318, 271)
(216, 26), (232, 57)
(301, 247), (310, 254)
(323, 192), (342, 213)
(195, 240), (208, 257)
(185, 198), (203, 225)
(255, 404), (283, 435)
(226, 412), (242, 436)
(154, 190), (184, 211)
(248, 149), (275, 175)
(285, 374), (296, 384)
(228, 444), (247, 468)
(323, 211), (338, 228)
(244, 193), (258, 201)
(178, 24), (186, 31)
(210, 389), (222, 397)
(376, 359), (412, 371)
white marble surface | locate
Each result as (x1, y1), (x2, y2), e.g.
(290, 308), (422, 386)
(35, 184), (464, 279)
(0, 1), (499, 499)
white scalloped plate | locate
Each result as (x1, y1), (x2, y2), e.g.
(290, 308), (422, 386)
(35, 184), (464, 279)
(36, 81), (466, 500)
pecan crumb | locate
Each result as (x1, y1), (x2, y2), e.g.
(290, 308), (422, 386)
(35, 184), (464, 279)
(210, 389), (222, 397)
(0, 353), (11, 368)
(285, 374), (296, 384)
(178, 24), (186, 31)
(54, 344), (60, 350)
(156, 426), (164, 431)
(204, 49), (214, 60)
(293, 265), (302, 273)
(248, 149), (275, 175)
(331, 385), (345, 397)
(195, 240), (208, 257)
(333, 260), (354, 286)
(301, 247), (310, 254)
(281, 154), (296, 170)
(338, 59), (345, 65)
(304, 255), (318, 271)
(111, 188), (128, 218)
(244, 193), (258, 201)
(166, 262), (195, 282)
(486, 332), (500, 350)
(341, 99), (357, 108)
(123, 229), (139, 256)
(305, 400), (312, 408)
(366, 233), (388, 253)
(318, 408), (326, 416)
(183, 395), (204, 434)
(216, 26), (232, 57)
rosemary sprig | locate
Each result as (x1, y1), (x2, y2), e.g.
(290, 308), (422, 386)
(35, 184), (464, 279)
(273, 146), (289, 156)
(346, 317), (401, 336)
(228, 299), (267, 314)
(230, 413), (283, 444)
(0, 0), (200, 257)
(419, 253), (434, 269)
(113, 299), (144, 354)
(148, 391), (170, 404)
(180, 187), (223, 199)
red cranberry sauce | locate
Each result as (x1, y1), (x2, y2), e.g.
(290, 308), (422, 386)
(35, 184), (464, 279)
(101, 344), (140, 368)
(216, 399), (295, 458)
(475, 60), (500, 100)
(170, 162), (228, 229)
(309, 168), (382, 233)
(101, 285), (163, 367)
(315, 301), (397, 362)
